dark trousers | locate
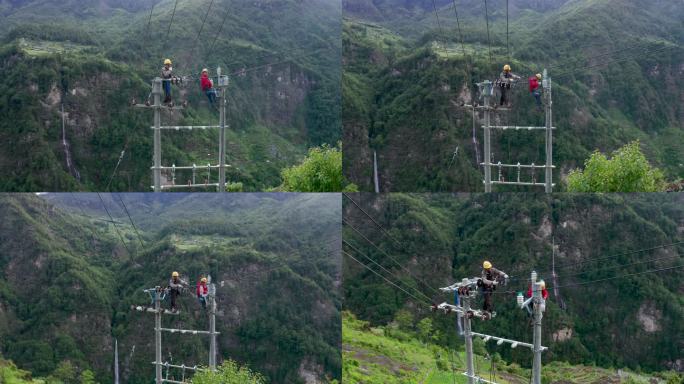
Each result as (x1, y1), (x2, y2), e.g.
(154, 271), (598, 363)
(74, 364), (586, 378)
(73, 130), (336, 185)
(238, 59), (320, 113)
(500, 88), (509, 106)
(163, 80), (171, 101)
(170, 288), (180, 310)
(532, 90), (542, 107)
(483, 287), (494, 312)
(198, 296), (207, 309)
(205, 89), (217, 105)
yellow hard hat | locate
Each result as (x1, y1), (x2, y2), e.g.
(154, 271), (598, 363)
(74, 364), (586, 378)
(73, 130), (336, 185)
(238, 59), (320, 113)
(503, 64), (511, 72)
(172, 271), (179, 278)
(483, 261), (492, 269)
(539, 280), (546, 289)
(536, 73), (542, 80)
(164, 59), (172, 65)
(202, 68), (209, 73)
(201, 277), (208, 283)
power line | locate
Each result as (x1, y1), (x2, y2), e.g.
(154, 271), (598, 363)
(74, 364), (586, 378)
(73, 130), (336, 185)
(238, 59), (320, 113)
(105, 141), (128, 191)
(549, 264), (684, 290)
(116, 194), (145, 248)
(483, 0), (493, 66)
(164, 0), (180, 50)
(142, 0), (157, 53)
(343, 218), (440, 295)
(96, 192), (132, 256)
(552, 240), (684, 271)
(343, 239), (434, 303)
(430, 0), (451, 58)
(208, 0), (230, 53)
(560, 253), (682, 279)
(195, 0), (215, 41)
(343, 250), (432, 306)
(506, 0), (510, 61)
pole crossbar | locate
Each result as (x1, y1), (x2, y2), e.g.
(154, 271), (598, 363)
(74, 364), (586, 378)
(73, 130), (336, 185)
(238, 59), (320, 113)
(491, 181), (554, 187)
(461, 104), (511, 111)
(132, 306), (180, 315)
(471, 332), (547, 351)
(483, 125), (555, 131)
(152, 183), (220, 190)
(153, 165), (223, 170)
(461, 372), (498, 384)
(134, 104), (185, 111)
(161, 379), (188, 384)
(483, 163), (555, 169)
(152, 125), (220, 130)
(160, 328), (219, 335)
(152, 362), (205, 371)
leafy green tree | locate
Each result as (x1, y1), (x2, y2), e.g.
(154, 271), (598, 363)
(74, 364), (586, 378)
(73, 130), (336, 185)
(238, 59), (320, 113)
(49, 361), (76, 384)
(280, 143), (358, 192)
(191, 360), (265, 384)
(567, 141), (665, 192)
(417, 318), (433, 343)
(393, 309), (414, 331)
(79, 370), (97, 384)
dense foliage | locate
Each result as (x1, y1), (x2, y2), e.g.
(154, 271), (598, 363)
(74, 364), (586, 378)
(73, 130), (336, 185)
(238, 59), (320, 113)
(191, 360), (265, 384)
(567, 141), (666, 192)
(0, 0), (341, 191)
(342, 193), (684, 373)
(342, 0), (684, 192)
(0, 194), (342, 383)
(280, 143), (358, 192)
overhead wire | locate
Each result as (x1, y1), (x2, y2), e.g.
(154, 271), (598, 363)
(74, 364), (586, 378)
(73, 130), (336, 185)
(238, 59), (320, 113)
(164, 0), (180, 50)
(343, 250), (432, 306)
(116, 194), (146, 248)
(483, 0), (493, 66)
(104, 141), (129, 191)
(343, 239), (434, 303)
(429, 0), (451, 58)
(208, 0), (230, 53)
(96, 192), (132, 256)
(343, 218), (440, 296)
(506, 0), (510, 61)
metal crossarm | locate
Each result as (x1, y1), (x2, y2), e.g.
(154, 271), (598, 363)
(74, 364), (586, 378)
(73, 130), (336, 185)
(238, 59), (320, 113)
(153, 362), (205, 372)
(156, 165), (222, 170)
(134, 104), (185, 111)
(152, 125), (220, 130)
(483, 125), (555, 131)
(161, 379), (188, 384)
(472, 332), (547, 351)
(462, 372), (498, 384)
(484, 163), (555, 169)
(152, 183), (221, 190)
(160, 328), (219, 335)
(491, 181), (554, 187)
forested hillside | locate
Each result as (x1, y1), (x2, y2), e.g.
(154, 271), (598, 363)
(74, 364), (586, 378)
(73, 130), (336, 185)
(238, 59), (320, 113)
(342, 0), (684, 191)
(0, 0), (341, 191)
(0, 193), (342, 383)
(342, 193), (684, 374)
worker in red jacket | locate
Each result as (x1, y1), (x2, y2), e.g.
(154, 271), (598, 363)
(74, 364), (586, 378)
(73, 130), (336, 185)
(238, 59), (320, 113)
(529, 73), (542, 110)
(196, 277), (209, 310)
(524, 280), (548, 316)
(200, 68), (217, 106)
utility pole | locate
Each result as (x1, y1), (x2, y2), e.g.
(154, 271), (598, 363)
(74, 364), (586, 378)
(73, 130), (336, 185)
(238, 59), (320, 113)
(217, 68), (229, 192)
(153, 79), (162, 192)
(482, 81), (493, 193)
(134, 71), (229, 192)
(133, 281), (220, 383)
(434, 275), (547, 384)
(460, 70), (555, 192)
(543, 69), (553, 193)
(373, 151), (380, 193)
(531, 271), (544, 384)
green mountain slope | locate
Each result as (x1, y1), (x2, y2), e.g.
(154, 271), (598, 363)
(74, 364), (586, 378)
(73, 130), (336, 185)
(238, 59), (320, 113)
(342, 193), (684, 373)
(342, 311), (681, 384)
(342, 0), (683, 192)
(0, 0), (341, 191)
(0, 193), (341, 383)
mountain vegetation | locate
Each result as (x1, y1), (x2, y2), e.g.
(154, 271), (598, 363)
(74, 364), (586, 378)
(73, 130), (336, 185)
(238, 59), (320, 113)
(342, 0), (684, 192)
(0, 193), (342, 383)
(342, 193), (684, 375)
(0, 0), (342, 191)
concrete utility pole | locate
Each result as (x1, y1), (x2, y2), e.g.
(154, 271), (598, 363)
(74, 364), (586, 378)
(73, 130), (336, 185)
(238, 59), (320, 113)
(460, 70), (555, 192)
(531, 271), (544, 384)
(543, 69), (553, 193)
(133, 282), (220, 383)
(153, 79), (163, 192)
(435, 275), (548, 384)
(134, 71), (229, 192)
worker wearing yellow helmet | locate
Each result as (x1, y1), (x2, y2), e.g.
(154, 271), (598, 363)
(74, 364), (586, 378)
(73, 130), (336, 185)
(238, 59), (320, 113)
(161, 59), (174, 104)
(499, 64), (520, 108)
(480, 260), (509, 314)
(168, 271), (188, 312)
(196, 276), (209, 310)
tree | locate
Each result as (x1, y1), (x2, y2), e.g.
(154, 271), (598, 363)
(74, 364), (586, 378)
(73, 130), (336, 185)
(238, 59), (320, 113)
(79, 370), (97, 384)
(191, 360), (266, 384)
(393, 309), (414, 331)
(417, 318), (433, 343)
(279, 143), (358, 192)
(567, 141), (665, 192)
